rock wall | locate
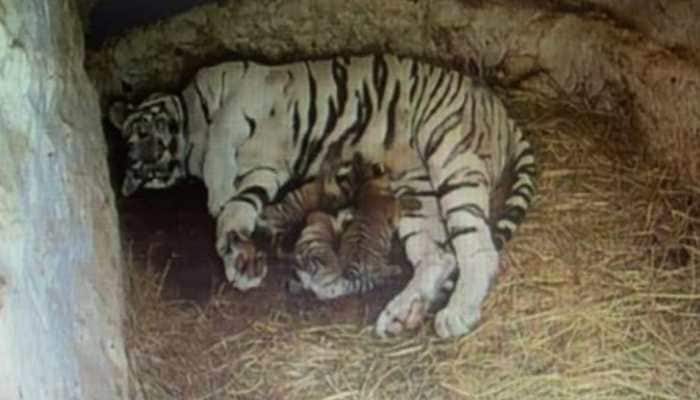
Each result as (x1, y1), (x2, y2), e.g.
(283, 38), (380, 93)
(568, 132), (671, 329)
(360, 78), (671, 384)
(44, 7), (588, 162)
(86, 0), (700, 185)
(583, 0), (700, 64)
(0, 1), (127, 399)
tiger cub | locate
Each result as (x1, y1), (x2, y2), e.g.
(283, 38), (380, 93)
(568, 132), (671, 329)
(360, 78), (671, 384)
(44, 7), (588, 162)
(293, 156), (419, 299)
(257, 140), (355, 257)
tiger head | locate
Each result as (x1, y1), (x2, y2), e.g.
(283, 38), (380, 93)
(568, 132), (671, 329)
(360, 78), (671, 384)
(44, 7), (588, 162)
(108, 94), (188, 196)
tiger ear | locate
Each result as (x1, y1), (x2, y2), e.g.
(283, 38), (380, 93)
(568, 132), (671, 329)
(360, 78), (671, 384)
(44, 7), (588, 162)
(107, 101), (132, 132)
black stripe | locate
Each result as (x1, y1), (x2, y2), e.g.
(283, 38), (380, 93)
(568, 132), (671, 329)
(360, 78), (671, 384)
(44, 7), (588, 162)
(235, 166), (277, 186)
(446, 227), (478, 244)
(372, 54), (388, 106)
(351, 81), (373, 145)
(401, 211), (429, 219)
(219, 71), (227, 109)
(336, 89), (367, 149)
(442, 96), (477, 167)
(283, 71), (294, 95)
(391, 168), (428, 182)
(322, 97), (339, 136)
(239, 193), (263, 211)
(304, 97), (342, 177)
(503, 207), (526, 224)
(446, 73), (464, 108)
(410, 68), (430, 132)
(192, 80), (212, 125)
(293, 62), (319, 175)
(472, 95), (493, 153)
(491, 231), (510, 250)
(292, 102), (301, 144)
(415, 68), (447, 131)
(510, 187), (533, 203)
(437, 181), (480, 197)
(419, 72), (455, 132)
(399, 230), (420, 247)
(237, 186), (271, 208)
(406, 174), (432, 182)
(403, 189), (439, 197)
(445, 204), (486, 219)
(515, 145), (534, 159)
(244, 113), (257, 138)
(408, 60), (420, 101)
(228, 196), (257, 211)
(391, 182), (433, 194)
(438, 165), (469, 187)
(440, 167), (487, 190)
(383, 81), (401, 149)
(424, 110), (462, 159)
(176, 93), (189, 140)
(514, 148), (535, 170)
(332, 58), (348, 116)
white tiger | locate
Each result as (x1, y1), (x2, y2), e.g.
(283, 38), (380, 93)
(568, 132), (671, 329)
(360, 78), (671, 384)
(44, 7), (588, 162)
(108, 54), (536, 338)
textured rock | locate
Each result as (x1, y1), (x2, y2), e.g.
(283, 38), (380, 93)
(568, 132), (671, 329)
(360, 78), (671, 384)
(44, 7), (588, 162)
(0, 1), (127, 399)
(86, 0), (700, 185)
(584, 0), (700, 64)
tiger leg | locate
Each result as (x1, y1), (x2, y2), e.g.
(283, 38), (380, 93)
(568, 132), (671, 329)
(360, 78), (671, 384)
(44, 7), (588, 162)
(215, 164), (290, 291)
(431, 152), (499, 338)
(375, 168), (457, 337)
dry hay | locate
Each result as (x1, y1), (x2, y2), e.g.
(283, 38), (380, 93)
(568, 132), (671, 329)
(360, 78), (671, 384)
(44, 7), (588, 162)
(126, 86), (700, 400)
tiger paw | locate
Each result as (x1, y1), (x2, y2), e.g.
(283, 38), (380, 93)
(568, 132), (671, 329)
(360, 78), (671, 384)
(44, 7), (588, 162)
(219, 231), (267, 291)
(375, 288), (429, 337)
(434, 304), (480, 338)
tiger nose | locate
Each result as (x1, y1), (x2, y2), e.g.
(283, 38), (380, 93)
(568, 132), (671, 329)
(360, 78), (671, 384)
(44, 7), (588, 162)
(139, 140), (165, 162)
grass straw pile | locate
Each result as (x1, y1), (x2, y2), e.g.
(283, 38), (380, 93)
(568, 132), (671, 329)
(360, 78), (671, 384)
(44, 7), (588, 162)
(126, 86), (700, 400)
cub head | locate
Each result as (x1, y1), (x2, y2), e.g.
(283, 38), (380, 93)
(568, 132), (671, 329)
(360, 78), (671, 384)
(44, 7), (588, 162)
(108, 94), (187, 196)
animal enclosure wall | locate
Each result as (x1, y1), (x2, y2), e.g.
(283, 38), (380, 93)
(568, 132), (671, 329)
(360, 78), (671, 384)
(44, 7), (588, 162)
(0, 1), (127, 399)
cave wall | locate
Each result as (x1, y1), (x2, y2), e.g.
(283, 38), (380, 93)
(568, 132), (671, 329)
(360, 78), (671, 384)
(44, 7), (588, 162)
(86, 0), (700, 186)
(583, 0), (700, 64)
(0, 1), (127, 399)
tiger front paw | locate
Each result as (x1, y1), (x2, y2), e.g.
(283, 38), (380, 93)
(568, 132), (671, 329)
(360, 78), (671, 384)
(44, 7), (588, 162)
(375, 288), (429, 337)
(434, 304), (480, 338)
(218, 231), (267, 291)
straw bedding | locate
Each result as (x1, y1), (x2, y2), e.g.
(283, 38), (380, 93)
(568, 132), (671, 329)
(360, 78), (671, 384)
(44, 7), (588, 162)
(126, 85), (700, 400)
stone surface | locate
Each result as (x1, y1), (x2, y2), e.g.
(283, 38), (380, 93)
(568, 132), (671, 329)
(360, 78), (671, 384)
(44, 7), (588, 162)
(86, 0), (700, 185)
(584, 0), (700, 65)
(0, 0), (127, 399)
